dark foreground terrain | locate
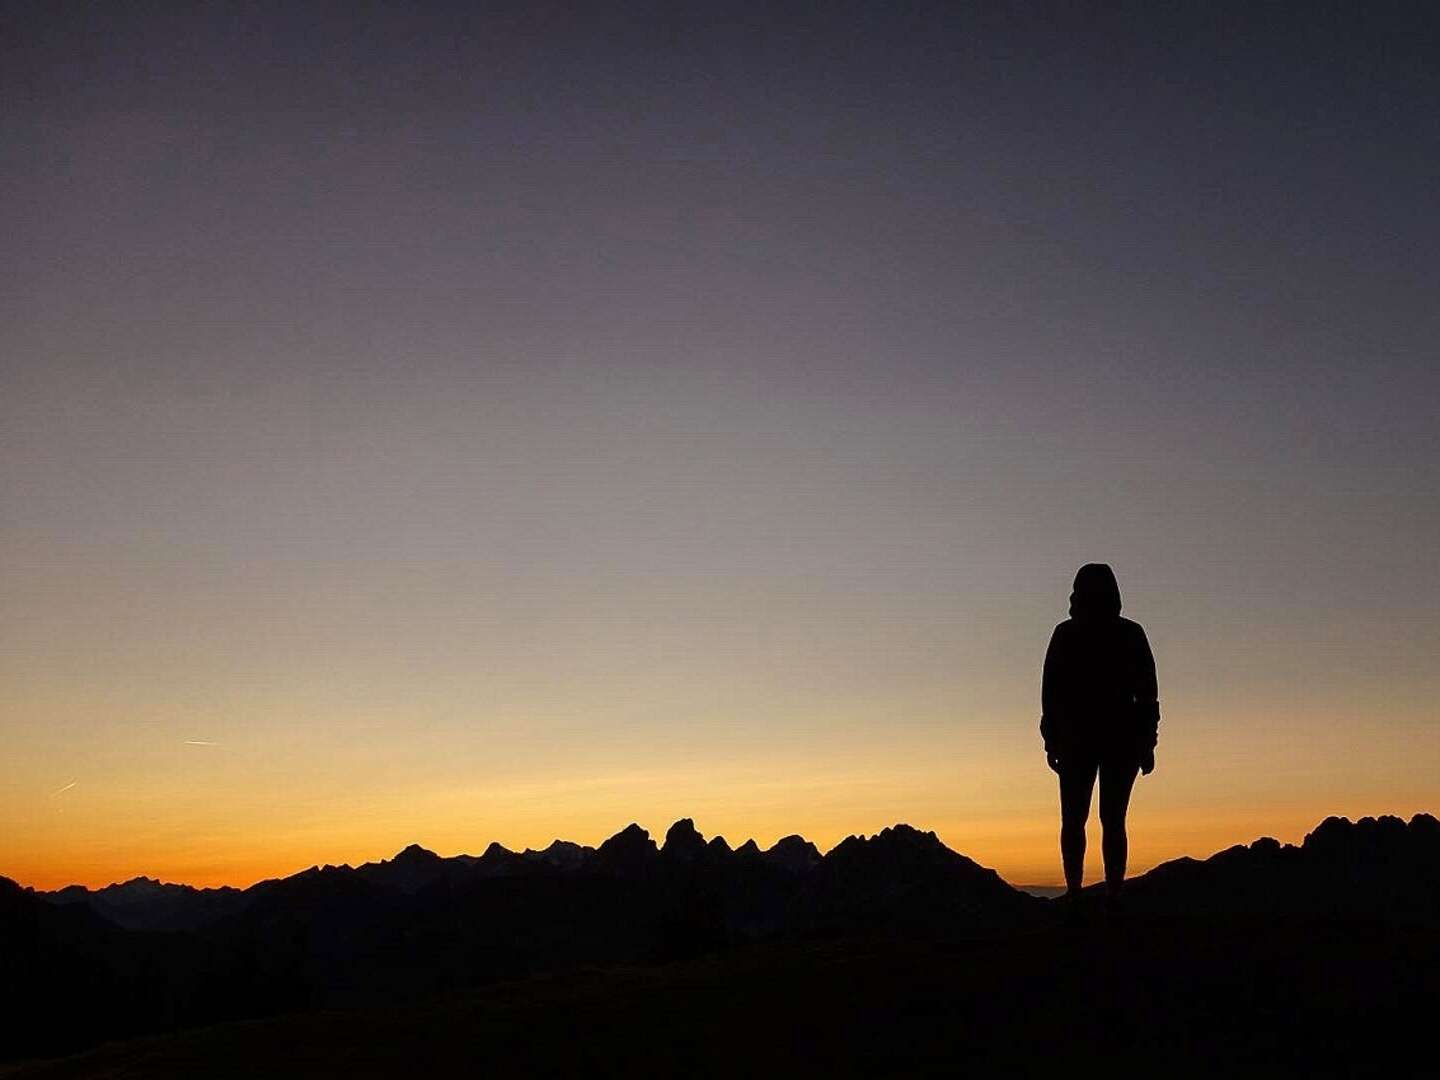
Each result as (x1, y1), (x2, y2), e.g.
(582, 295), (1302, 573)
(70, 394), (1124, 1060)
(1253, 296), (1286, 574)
(3, 911), (1435, 1078)
(4, 813), (1436, 1076)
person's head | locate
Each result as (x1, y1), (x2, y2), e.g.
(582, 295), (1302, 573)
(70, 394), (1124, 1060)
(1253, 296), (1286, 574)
(1069, 563), (1121, 619)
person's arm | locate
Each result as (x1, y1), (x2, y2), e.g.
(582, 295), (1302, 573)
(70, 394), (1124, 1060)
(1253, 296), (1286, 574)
(1040, 625), (1065, 768)
(1133, 624), (1159, 771)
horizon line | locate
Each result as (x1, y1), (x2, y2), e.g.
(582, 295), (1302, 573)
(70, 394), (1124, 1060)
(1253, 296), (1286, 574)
(12, 809), (1433, 895)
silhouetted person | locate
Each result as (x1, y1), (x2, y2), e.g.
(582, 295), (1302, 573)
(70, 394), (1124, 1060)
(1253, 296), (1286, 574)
(1041, 564), (1158, 914)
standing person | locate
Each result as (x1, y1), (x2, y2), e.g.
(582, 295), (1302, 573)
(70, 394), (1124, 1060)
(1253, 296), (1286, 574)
(1041, 563), (1159, 916)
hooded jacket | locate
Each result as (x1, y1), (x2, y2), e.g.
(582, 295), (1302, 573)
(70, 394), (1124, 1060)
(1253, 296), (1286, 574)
(1040, 564), (1159, 760)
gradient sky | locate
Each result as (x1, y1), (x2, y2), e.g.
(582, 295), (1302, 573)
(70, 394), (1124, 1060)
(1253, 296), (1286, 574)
(4, 3), (1438, 890)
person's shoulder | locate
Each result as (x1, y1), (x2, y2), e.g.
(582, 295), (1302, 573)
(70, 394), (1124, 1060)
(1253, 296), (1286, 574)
(1117, 617), (1148, 638)
(1048, 620), (1079, 648)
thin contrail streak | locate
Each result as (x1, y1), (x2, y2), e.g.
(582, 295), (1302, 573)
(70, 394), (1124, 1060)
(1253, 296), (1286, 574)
(184, 740), (220, 746)
(50, 780), (77, 797)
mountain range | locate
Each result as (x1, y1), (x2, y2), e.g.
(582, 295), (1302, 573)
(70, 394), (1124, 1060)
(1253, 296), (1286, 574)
(3, 813), (1436, 1065)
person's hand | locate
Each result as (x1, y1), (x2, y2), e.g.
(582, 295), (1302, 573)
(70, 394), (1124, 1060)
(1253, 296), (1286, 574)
(1046, 751), (1062, 774)
(1139, 748), (1156, 775)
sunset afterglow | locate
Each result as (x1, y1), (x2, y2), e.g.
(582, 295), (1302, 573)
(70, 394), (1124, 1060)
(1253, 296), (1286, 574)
(4, 4), (1437, 894)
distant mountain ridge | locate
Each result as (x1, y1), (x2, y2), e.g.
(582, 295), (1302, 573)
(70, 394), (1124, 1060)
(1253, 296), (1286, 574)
(29, 821), (853, 929)
(1125, 812), (1440, 924)
(44, 876), (247, 931)
(4, 813), (1436, 1064)
(29, 812), (1440, 931)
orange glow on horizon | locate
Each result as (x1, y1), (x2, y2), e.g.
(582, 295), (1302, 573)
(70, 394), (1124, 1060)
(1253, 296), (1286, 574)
(5, 605), (1437, 894)
(9, 796), (1435, 893)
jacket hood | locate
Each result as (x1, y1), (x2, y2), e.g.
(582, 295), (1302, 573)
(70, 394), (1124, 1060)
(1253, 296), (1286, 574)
(1069, 563), (1122, 619)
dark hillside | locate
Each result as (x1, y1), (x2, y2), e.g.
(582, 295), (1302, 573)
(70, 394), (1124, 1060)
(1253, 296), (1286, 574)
(2, 915), (1434, 1078)
(4, 814), (1436, 1070)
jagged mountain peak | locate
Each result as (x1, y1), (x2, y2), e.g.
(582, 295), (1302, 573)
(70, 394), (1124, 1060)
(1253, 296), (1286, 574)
(307, 864), (352, 877)
(815, 824), (1015, 902)
(110, 876), (168, 892)
(1304, 813), (1410, 848)
(602, 822), (651, 846)
(769, 834), (812, 849)
(537, 839), (587, 856)
(595, 823), (658, 873)
(521, 840), (593, 870)
(763, 834), (822, 874)
(662, 818), (707, 858)
(832, 824), (946, 853)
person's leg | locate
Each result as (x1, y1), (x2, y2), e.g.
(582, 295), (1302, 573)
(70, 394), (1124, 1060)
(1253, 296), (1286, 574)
(1098, 757), (1141, 896)
(1058, 760), (1098, 895)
